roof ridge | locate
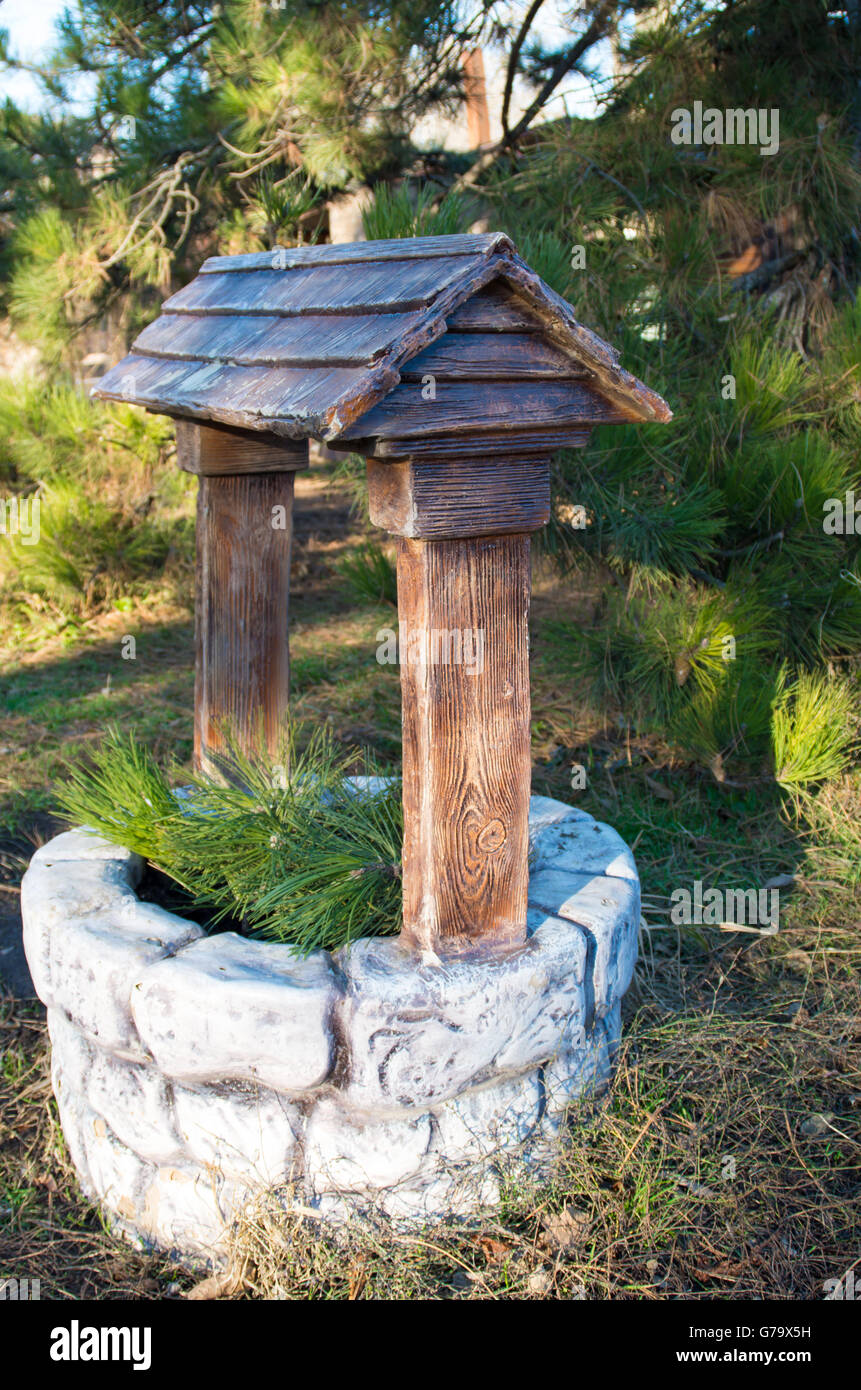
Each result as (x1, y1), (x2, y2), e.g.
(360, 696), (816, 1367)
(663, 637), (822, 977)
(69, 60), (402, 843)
(199, 232), (515, 274)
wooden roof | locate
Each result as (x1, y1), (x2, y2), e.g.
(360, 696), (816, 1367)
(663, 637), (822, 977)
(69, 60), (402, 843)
(92, 233), (671, 441)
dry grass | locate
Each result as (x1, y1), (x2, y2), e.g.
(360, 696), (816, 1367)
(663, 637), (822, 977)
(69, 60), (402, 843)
(1, 459), (859, 1300)
(2, 892), (858, 1299)
(0, 994), (196, 1299)
(220, 909), (860, 1301)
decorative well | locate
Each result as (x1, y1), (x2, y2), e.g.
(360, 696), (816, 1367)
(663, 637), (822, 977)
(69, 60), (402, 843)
(23, 233), (670, 1264)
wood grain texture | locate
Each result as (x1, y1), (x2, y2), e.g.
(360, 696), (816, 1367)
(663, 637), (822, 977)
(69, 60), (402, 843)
(497, 258), (673, 423)
(176, 419), (307, 475)
(95, 353), (388, 439)
(93, 237), (673, 436)
(333, 427), (592, 460)
(198, 232), (514, 272)
(162, 257), (480, 317)
(136, 311), (419, 366)
(194, 471), (295, 770)
(396, 535), (532, 953)
(340, 379), (635, 440)
(444, 281), (546, 332)
(367, 456), (550, 538)
(401, 332), (590, 380)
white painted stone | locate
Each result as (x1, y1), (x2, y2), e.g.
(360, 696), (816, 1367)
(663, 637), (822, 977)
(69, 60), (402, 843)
(51, 1074), (154, 1229)
(87, 1048), (183, 1165)
(344, 775), (392, 798)
(531, 816), (638, 882)
(50, 1032), (95, 1192)
(131, 933), (339, 1093)
(49, 1007), (183, 1163)
(82, 1114), (155, 1223)
(495, 914), (589, 1071)
(26, 798), (640, 1262)
(379, 1166), (502, 1222)
(139, 1169), (248, 1262)
(528, 795), (592, 847)
(172, 1081), (301, 1184)
(47, 1008), (93, 1093)
(543, 1001), (622, 1124)
(137, 1163), (253, 1264)
(30, 828), (144, 868)
(53, 1080), (249, 1263)
(305, 1096), (433, 1194)
(22, 858), (136, 942)
(337, 921), (588, 1112)
(432, 1072), (541, 1164)
(528, 869), (639, 1016)
(24, 872), (202, 1057)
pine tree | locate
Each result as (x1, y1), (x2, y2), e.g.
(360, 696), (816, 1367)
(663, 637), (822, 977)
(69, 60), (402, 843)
(0, 1), (645, 362)
(468, 0), (861, 787)
(0, 0), (484, 359)
(56, 723), (404, 953)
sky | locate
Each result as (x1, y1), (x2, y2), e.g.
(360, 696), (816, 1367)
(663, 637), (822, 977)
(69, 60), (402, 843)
(0, 0), (69, 109)
(0, 0), (616, 121)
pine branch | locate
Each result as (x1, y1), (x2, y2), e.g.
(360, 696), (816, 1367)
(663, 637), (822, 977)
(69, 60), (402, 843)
(501, 0), (617, 150)
(56, 723), (404, 955)
(500, 0), (548, 141)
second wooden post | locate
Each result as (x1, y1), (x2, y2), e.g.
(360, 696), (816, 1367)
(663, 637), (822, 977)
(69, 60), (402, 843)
(367, 451), (551, 956)
(176, 420), (307, 772)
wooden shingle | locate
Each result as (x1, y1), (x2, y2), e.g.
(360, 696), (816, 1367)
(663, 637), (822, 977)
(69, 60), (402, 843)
(92, 233), (671, 440)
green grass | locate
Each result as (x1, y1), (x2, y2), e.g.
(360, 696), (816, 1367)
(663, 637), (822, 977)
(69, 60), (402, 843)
(0, 458), (859, 1300)
(333, 541), (398, 608)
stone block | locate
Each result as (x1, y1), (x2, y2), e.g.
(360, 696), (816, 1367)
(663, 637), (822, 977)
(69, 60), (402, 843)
(527, 795), (592, 847)
(30, 829), (144, 869)
(543, 1001), (623, 1123)
(132, 933), (339, 1093)
(379, 1166), (501, 1223)
(23, 860), (202, 1057)
(431, 1072), (542, 1164)
(528, 870), (639, 1016)
(305, 1096), (433, 1194)
(531, 816), (638, 882)
(28, 796), (640, 1259)
(172, 1081), (301, 1184)
(53, 1081), (249, 1264)
(337, 919), (588, 1112)
(49, 1007), (183, 1164)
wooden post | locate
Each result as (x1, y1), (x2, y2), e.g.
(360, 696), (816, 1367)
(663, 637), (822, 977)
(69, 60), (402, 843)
(366, 449), (551, 955)
(176, 420), (307, 771)
(397, 534), (532, 954)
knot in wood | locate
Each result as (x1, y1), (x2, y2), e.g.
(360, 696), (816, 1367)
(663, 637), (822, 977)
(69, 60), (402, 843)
(477, 819), (506, 854)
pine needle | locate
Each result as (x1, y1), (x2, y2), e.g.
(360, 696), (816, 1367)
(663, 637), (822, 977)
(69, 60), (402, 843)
(55, 722), (403, 955)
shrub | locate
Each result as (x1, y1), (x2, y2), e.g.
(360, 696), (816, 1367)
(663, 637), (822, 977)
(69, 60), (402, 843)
(56, 722), (403, 955)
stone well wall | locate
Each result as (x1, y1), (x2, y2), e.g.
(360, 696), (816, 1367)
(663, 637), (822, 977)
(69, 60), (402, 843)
(21, 794), (640, 1267)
